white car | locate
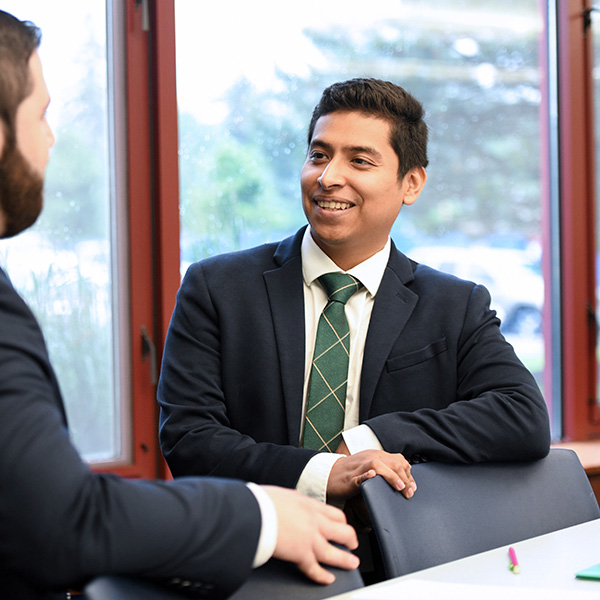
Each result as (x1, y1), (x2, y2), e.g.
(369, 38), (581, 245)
(408, 245), (544, 336)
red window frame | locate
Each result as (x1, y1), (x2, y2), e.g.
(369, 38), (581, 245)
(558, 0), (600, 440)
(100, 0), (600, 481)
(95, 0), (180, 478)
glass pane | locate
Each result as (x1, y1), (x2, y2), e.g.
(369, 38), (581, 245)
(175, 1), (547, 403)
(0, 1), (124, 462)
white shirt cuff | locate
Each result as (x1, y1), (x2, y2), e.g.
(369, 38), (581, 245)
(246, 482), (278, 568)
(342, 424), (383, 454)
(296, 452), (345, 503)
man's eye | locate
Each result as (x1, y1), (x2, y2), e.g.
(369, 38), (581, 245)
(310, 151), (327, 161)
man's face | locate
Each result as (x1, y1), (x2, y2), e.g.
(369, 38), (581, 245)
(15, 51), (54, 175)
(301, 110), (425, 270)
(0, 50), (54, 238)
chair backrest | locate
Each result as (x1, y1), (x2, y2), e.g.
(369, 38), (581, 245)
(361, 448), (600, 579)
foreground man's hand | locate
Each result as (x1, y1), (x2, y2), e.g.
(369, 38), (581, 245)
(327, 447), (417, 503)
(263, 486), (360, 585)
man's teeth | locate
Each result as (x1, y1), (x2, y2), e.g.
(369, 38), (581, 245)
(316, 200), (351, 210)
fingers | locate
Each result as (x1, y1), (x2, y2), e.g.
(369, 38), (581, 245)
(297, 520), (359, 584)
(318, 505), (359, 551)
(372, 460), (416, 497)
(352, 468), (376, 487)
(403, 479), (417, 499)
(362, 454), (416, 497)
(299, 561), (336, 586)
(320, 500), (354, 524)
(264, 486), (360, 584)
(318, 536), (361, 568)
(328, 450), (417, 502)
(296, 541), (359, 585)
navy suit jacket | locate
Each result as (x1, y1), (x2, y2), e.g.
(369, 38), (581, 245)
(158, 227), (550, 488)
(0, 267), (260, 599)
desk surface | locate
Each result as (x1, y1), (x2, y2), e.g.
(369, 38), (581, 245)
(326, 519), (600, 599)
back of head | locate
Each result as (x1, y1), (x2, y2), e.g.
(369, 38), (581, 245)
(307, 78), (429, 179)
(0, 11), (41, 148)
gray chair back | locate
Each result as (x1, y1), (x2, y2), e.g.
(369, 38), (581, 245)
(361, 449), (600, 579)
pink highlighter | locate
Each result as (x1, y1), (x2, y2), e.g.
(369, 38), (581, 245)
(509, 546), (520, 574)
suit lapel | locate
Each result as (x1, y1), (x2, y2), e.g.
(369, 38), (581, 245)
(359, 246), (418, 421)
(264, 230), (306, 445)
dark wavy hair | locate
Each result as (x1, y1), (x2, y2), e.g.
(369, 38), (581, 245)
(307, 78), (429, 179)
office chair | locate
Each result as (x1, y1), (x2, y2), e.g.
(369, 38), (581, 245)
(361, 448), (600, 579)
(84, 556), (363, 599)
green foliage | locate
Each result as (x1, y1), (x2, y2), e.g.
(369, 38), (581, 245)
(179, 111), (303, 260)
(179, 8), (543, 256)
(20, 264), (117, 460)
(41, 126), (108, 245)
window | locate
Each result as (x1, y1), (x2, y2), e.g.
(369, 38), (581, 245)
(175, 0), (555, 429)
(5, 0), (600, 475)
(0, 0), (131, 463)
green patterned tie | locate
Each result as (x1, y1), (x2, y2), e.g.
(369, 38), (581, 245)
(302, 272), (363, 451)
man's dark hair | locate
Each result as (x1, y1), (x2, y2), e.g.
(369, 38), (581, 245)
(0, 11), (41, 150)
(307, 78), (429, 179)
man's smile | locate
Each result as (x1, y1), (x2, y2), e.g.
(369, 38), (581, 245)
(314, 197), (354, 211)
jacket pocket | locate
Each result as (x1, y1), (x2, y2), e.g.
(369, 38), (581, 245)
(385, 337), (447, 372)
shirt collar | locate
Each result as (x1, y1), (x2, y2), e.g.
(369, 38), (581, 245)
(301, 227), (390, 297)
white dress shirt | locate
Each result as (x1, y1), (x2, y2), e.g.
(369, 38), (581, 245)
(296, 227), (389, 503)
(247, 482), (278, 568)
(246, 229), (392, 568)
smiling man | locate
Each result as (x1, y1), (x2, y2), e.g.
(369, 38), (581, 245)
(158, 78), (551, 577)
(301, 110), (424, 271)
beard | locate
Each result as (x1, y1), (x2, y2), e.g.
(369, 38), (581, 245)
(0, 143), (44, 239)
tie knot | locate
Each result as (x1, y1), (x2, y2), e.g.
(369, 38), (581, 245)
(318, 272), (362, 305)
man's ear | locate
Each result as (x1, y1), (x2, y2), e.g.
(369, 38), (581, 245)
(402, 166), (427, 206)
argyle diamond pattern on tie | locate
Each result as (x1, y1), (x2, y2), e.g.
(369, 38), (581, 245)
(302, 272), (363, 452)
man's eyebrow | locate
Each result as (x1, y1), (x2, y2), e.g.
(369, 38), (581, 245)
(308, 139), (332, 152)
(346, 144), (383, 160)
(309, 139), (384, 160)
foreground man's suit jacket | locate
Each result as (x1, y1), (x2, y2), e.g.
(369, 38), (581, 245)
(0, 268), (260, 600)
(159, 227), (550, 487)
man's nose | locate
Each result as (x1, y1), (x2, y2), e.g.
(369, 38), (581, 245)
(317, 160), (344, 189)
(46, 122), (55, 149)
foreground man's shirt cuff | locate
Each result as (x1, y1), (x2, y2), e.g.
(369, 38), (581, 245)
(246, 482), (278, 568)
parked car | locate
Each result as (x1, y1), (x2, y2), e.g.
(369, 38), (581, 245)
(408, 245), (543, 336)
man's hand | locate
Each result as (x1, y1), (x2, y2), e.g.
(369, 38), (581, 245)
(327, 448), (416, 503)
(263, 486), (360, 585)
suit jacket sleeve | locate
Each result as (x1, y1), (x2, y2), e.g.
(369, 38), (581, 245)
(158, 255), (318, 488)
(0, 270), (260, 597)
(363, 264), (551, 463)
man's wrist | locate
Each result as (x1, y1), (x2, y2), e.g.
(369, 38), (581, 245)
(296, 452), (345, 503)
